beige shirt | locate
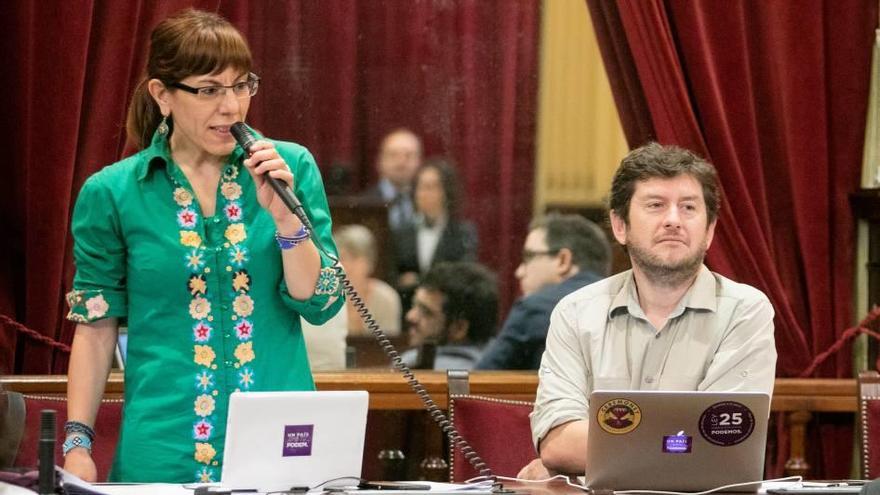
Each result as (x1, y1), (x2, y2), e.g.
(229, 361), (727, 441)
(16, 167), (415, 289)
(531, 265), (777, 448)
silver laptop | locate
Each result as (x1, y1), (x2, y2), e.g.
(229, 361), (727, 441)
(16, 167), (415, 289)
(220, 390), (369, 491)
(585, 390), (770, 492)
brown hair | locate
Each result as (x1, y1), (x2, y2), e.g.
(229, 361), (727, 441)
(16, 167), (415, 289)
(609, 142), (721, 225)
(125, 8), (252, 150)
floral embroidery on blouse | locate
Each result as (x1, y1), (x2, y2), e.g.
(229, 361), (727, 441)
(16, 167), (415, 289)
(64, 289), (111, 323)
(172, 161), (257, 481)
(224, 223), (247, 245)
(177, 208), (198, 229)
(224, 202), (243, 222)
(193, 419), (214, 441)
(192, 321), (212, 343)
(238, 367), (255, 389)
(173, 187), (194, 207)
(194, 394), (216, 417)
(232, 294), (254, 317)
(234, 341), (255, 365)
(196, 467), (215, 483)
(194, 442), (217, 465)
(180, 231), (203, 248)
(220, 181), (242, 201)
(195, 370), (214, 391)
(188, 275), (208, 296)
(232, 270), (250, 292)
(193, 345), (216, 367)
(315, 266), (340, 296)
(189, 296), (211, 320)
(84, 294), (110, 319)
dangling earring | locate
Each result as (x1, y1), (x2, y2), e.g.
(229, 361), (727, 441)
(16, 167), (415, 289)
(157, 115), (169, 136)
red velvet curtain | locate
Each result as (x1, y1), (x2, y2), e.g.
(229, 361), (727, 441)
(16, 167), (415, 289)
(0, 1), (538, 374)
(587, 0), (877, 478)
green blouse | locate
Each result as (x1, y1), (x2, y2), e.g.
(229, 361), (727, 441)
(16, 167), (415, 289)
(66, 130), (344, 483)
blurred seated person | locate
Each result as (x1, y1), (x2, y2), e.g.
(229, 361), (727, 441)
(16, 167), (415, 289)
(300, 308), (347, 370)
(400, 262), (497, 370)
(393, 159), (478, 296)
(335, 224), (402, 337)
(363, 128), (423, 230)
(477, 213), (611, 370)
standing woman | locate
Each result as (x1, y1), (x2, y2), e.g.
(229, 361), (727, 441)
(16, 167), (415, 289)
(62, 9), (343, 483)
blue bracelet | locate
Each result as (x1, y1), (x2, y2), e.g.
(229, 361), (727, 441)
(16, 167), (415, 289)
(275, 225), (310, 250)
(63, 433), (93, 456)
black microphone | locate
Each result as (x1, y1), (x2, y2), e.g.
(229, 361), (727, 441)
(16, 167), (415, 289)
(38, 409), (56, 495)
(229, 122), (311, 230)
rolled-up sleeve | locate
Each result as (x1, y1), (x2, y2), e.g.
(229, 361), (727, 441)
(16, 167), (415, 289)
(66, 175), (128, 323)
(530, 301), (590, 450)
(699, 293), (777, 395)
(275, 144), (345, 325)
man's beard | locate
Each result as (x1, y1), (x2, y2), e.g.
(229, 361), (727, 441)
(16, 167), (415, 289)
(627, 240), (707, 288)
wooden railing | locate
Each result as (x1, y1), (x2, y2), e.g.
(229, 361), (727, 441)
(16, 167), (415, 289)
(1, 372), (858, 477)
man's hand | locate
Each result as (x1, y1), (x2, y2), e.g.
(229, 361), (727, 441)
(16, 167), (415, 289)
(517, 457), (552, 480)
(63, 448), (97, 482)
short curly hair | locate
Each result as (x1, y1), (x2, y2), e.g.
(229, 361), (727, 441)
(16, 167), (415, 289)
(609, 142), (721, 225)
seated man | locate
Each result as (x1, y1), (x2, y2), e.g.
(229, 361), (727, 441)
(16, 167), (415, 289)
(521, 142), (777, 477)
(400, 261), (497, 370)
(477, 213), (611, 370)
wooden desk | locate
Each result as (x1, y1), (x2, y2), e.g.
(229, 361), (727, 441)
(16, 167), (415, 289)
(0, 373), (858, 478)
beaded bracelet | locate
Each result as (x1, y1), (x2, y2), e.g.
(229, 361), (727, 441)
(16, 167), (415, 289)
(64, 420), (96, 442)
(275, 225), (310, 250)
(62, 433), (93, 456)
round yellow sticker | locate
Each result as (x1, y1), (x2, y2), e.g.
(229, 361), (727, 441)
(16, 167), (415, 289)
(597, 398), (642, 434)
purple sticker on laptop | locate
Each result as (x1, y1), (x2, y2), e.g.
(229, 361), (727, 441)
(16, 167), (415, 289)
(698, 401), (755, 446)
(662, 432), (692, 453)
(282, 424), (314, 457)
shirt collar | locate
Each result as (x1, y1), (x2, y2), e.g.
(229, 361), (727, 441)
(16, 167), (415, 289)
(608, 264), (716, 320)
(135, 126), (250, 182)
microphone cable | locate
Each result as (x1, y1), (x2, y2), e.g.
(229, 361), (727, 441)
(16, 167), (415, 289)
(230, 122), (494, 481)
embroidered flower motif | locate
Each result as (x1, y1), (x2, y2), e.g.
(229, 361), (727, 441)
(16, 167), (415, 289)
(177, 208), (198, 229)
(314, 266), (340, 295)
(232, 270), (251, 292)
(192, 321), (212, 343)
(224, 223), (246, 245)
(232, 293), (254, 317)
(234, 319), (254, 341)
(84, 294), (110, 319)
(196, 466), (215, 483)
(220, 181), (242, 201)
(195, 370), (214, 391)
(224, 201), (243, 222)
(189, 296), (211, 320)
(180, 230), (203, 248)
(194, 394), (216, 418)
(234, 341), (255, 365)
(66, 290), (85, 307)
(193, 419), (214, 441)
(173, 187), (193, 207)
(184, 249), (205, 270)
(229, 247), (249, 268)
(194, 441), (216, 464)
(188, 274), (207, 296)
(239, 367), (255, 389)
(193, 345), (216, 367)
(222, 165), (239, 181)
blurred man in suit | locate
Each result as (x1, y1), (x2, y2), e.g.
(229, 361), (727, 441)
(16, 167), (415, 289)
(477, 213), (611, 370)
(364, 128), (423, 231)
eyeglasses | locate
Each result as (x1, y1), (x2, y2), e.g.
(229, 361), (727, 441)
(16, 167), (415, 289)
(169, 72), (260, 101)
(521, 249), (560, 263)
